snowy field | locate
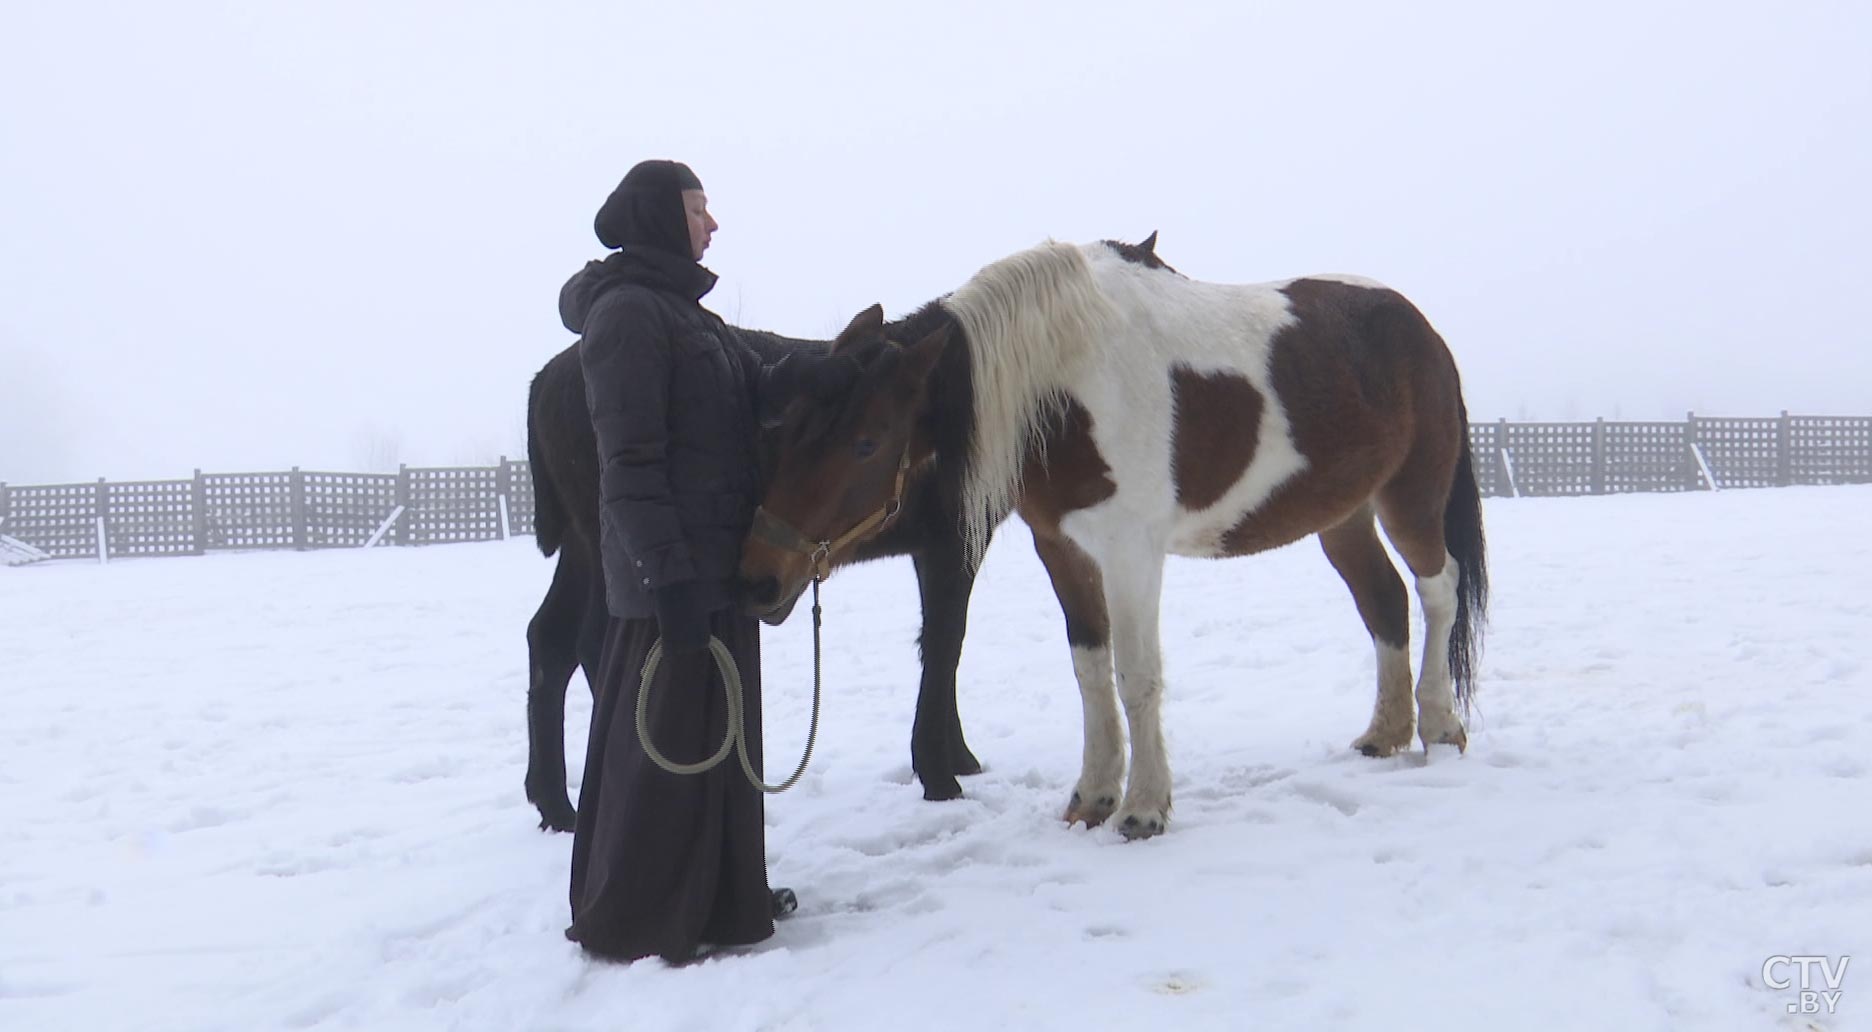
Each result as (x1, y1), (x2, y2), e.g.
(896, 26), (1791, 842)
(3, 486), (1869, 1031)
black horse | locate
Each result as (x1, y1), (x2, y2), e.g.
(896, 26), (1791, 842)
(521, 323), (989, 831)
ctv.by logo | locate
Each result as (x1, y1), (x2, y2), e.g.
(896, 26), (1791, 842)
(1763, 955), (1849, 1015)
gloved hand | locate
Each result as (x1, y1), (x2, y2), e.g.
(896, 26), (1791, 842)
(654, 580), (711, 657)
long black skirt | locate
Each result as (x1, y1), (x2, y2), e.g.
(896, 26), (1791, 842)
(566, 610), (773, 962)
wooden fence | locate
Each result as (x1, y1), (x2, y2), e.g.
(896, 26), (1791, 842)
(1467, 413), (1871, 498)
(0, 459), (536, 563)
(1, 413), (1868, 564)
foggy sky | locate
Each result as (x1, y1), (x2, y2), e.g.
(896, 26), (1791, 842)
(3, 0), (1867, 486)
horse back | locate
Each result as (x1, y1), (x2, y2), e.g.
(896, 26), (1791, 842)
(1048, 260), (1465, 557)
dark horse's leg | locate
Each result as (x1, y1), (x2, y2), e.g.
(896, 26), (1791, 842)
(910, 538), (986, 801)
(525, 549), (594, 832)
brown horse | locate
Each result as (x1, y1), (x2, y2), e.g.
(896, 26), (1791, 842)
(740, 235), (1488, 840)
(520, 325), (992, 830)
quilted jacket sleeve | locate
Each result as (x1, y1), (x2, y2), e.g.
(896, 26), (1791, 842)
(577, 288), (697, 589)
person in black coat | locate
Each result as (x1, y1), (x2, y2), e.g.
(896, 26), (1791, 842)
(558, 159), (846, 963)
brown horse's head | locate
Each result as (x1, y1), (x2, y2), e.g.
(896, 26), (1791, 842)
(739, 303), (951, 618)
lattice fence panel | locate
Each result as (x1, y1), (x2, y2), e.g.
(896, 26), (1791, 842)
(104, 479), (197, 557)
(304, 472), (399, 548)
(3, 482), (100, 559)
(1790, 416), (1872, 485)
(1603, 422), (1693, 494)
(202, 473), (295, 550)
(504, 459), (536, 537)
(1, 414), (1863, 566)
(1467, 424), (1503, 497)
(1502, 422), (1595, 497)
(1690, 417), (1779, 489)
(404, 467), (502, 545)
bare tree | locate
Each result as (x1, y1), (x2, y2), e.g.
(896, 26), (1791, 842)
(349, 422), (403, 473)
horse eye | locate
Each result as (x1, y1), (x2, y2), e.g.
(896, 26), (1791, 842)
(854, 437), (879, 460)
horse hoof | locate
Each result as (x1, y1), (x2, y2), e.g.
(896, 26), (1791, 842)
(1416, 709), (1468, 754)
(1352, 728), (1411, 758)
(535, 800), (577, 833)
(1117, 812), (1167, 840)
(921, 777), (964, 802)
(1419, 727), (1469, 754)
(1063, 790), (1117, 828)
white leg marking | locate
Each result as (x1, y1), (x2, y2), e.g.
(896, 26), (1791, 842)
(1102, 550), (1172, 839)
(1066, 643), (1124, 825)
(1414, 555), (1466, 750)
(1352, 641), (1416, 757)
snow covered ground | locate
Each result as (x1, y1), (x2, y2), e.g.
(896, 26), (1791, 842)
(3, 486), (1869, 1031)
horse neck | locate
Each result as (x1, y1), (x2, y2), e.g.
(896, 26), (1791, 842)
(941, 241), (1117, 565)
(868, 303), (966, 512)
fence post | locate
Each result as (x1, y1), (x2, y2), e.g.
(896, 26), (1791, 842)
(95, 476), (110, 563)
(1777, 410), (1793, 486)
(396, 464), (412, 547)
(1685, 411), (1699, 491)
(192, 469), (208, 555)
(1592, 417), (1607, 495)
(1496, 418), (1517, 498)
(289, 467), (309, 550)
(494, 455), (510, 541)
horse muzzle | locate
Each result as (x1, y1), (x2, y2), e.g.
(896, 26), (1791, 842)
(740, 573), (807, 625)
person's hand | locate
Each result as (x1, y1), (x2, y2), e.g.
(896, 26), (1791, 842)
(654, 581), (710, 657)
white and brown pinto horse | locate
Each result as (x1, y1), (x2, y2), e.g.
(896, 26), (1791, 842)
(740, 236), (1488, 839)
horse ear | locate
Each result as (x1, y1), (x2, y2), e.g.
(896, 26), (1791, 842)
(1140, 230), (1158, 254)
(759, 354), (805, 429)
(901, 322), (951, 384)
(832, 303), (886, 353)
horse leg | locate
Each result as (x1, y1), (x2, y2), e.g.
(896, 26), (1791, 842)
(524, 550), (588, 832)
(910, 544), (981, 801)
(1032, 529), (1120, 828)
(1410, 558), (1465, 750)
(1101, 544), (1172, 840)
(1378, 496), (1467, 752)
(935, 537), (985, 779)
(1318, 509), (1416, 758)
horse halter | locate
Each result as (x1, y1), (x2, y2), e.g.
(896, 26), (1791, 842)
(750, 445), (913, 583)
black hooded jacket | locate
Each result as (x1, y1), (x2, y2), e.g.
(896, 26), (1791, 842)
(561, 246), (790, 619)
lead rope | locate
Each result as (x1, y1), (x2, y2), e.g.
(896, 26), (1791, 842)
(635, 576), (823, 794)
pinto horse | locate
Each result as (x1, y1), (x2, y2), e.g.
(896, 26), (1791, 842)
(740, 235), (1488, 840)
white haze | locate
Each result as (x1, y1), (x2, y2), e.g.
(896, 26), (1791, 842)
(2, 0), (1868, 485)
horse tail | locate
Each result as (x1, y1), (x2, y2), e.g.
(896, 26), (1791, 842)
(1443, 394), (1488, 712)
(527, 364), (566, 559)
